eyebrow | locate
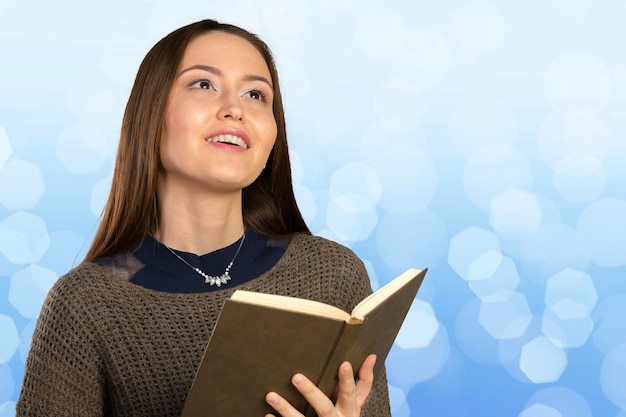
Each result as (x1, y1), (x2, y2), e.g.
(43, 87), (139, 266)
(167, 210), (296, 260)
(178, 64), (273, 89)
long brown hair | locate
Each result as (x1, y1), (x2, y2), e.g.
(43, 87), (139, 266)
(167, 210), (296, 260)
(85, 19), (309, 262)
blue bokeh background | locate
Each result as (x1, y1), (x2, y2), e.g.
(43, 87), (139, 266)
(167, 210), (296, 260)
(1, 0), (626, 416)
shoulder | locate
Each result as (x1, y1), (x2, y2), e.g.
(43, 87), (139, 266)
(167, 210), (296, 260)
(50, 262), (113, 293)
(29, 263), (115, 356)
(289, 233), (363, 265)
(286, 234), (367, 276)
(41, 262), (122, 314)
(40, 261), (112, 312)
(47, 262), (100, 295)
(282, 234), (372, 309)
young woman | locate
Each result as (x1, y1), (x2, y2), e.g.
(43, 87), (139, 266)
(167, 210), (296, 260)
(16, 19), (391, 417)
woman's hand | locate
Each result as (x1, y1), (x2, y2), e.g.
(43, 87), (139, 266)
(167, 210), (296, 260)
(264, 354), (377, 417)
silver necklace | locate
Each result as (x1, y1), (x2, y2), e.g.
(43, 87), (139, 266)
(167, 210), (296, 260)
(163, 232), (246, 287)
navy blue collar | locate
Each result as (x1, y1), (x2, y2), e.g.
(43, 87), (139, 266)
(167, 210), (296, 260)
(130, 229), (289, 293)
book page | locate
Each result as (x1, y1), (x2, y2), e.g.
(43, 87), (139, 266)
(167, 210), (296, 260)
(230, 290), (351, 322)
(351, 268), (423, 321)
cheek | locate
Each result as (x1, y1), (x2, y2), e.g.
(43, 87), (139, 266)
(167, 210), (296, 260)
(263, 123), (278, 160)
(163, 106), (185, 137)
(249, 109), (278, 155)
(263, 116), (278, 149)
(159, 112), (174, 164)
(159, 134), (173, 171)
(163, 97), (204, 137)
(269, 121), (278, 146)
(160, 106), (190, 170)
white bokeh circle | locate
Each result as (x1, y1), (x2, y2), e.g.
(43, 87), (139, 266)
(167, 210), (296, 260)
(544, 51), (610, 111)
(448, 94), (518, 157)
(469, 255), (520, 300)
(548, 0), (595, 16)
(0, 158), (45, 210)
(553, 152), (605, 203)
(386, 324), (451, 388)
(376, 210), (447, 271)
(90, 175), (113, 217)
(326, 193), (377, 242)
(489, 188), (542, 241)
(57, 124), (110, 174)
(358, 126), (437, 214)
(0, 211), (50, 265)
(523, 387), (592, 417)
(101, 36), (146, 87)
(279, 57), (311, 107)
(262, 0), (311, 36)
(0, 315), (19, 364)
(538, 107), (612, 170)
(600, 344), (626, 409)
(519, 335), (568, 383)
(455, 298), (502, 364)
(603, 64), (626, 118)
(577, 198), (626, 267)
(451, 0), (505, 54)
(9, 265), (57, 319)
(396, 301), (439, 349)
(520, 221), (590, 286)
(520, 403), (563, 417)
(294, 184), (317, 226)
(448, 226), (501, 281)
(374, 78), (426, 132)
(329, 162), (382, 203)
(354, 6), (407, 59)
(463, 144), (533, 210)
(393, 26), (452, 89)
(0, 126), (11, 169)
(479, 289), (532, 339)
(592, 294), (626, 355)
(317, 0), (358, 15)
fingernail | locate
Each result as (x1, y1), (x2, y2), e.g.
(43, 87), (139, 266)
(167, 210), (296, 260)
(342, 362), (352, 374)
(266, 392), (278, 405)
(293, 373), (305, 386)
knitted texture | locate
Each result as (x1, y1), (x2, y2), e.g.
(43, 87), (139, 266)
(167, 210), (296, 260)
(17, 234), (391, 417)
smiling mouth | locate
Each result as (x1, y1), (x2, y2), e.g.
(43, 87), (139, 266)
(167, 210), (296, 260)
(206, 134), (249, 149)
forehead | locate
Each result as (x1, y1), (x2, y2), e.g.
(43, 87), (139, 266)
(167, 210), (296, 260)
(180, 31), (271, 77)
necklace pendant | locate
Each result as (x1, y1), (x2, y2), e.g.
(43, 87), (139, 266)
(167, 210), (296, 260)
(205, 273), (231, 287)
(164, 231), (245, 286)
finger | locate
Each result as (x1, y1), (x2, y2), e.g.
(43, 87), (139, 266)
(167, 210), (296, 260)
(291, 373), (336, 417)
(334, 361), (358, 416)
(355, 354), (377, 409)
(265, 391), (300, 417)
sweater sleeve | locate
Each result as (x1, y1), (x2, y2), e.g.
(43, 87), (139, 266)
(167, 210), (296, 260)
(16, 272), (107, 417)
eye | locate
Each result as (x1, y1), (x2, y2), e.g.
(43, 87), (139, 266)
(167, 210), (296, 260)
(244, 89), (268, 102)
(189, 79), (214, 90)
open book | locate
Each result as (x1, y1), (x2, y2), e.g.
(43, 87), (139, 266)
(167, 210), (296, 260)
(181, 267), (427, 417)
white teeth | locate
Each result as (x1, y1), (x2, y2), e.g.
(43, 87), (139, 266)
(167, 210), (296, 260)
(206, 134), (248, 149)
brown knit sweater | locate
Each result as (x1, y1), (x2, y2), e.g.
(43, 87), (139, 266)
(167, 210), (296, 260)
(17, 234), (391, 417)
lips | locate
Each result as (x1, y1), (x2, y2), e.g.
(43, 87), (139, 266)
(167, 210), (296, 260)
(206, 133), (249, 149)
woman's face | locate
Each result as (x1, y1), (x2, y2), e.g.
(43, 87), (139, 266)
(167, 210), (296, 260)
(160, 31), (277, 195)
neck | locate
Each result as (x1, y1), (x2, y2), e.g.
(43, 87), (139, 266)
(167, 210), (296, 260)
(156, 183), (245, 255)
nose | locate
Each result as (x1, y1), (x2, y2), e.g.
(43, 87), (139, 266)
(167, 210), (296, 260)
(216, 92), (243, 121)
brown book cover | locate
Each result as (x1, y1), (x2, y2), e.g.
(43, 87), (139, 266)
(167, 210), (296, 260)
(181, 267), (427, 417)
